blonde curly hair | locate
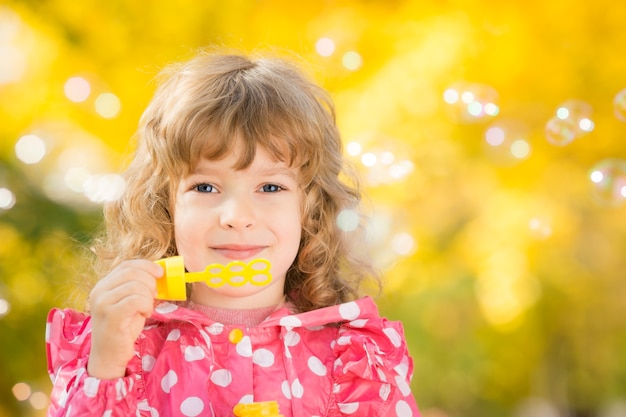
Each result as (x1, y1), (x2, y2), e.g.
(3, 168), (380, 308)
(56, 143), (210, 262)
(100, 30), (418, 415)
(92, 49), (378, 312)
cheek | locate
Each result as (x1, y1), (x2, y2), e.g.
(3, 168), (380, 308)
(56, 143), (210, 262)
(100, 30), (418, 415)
(173, 205), (203, 248)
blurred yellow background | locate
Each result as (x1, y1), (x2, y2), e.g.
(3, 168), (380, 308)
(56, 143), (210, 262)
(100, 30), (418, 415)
(1, 1), (626, 416)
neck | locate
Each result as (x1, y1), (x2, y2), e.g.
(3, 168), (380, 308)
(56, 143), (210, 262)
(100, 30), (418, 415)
(186, 302), (281, 326)
(188, 282), (285, 310)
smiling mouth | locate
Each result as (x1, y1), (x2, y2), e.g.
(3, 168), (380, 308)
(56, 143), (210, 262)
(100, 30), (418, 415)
(211, 245), (266, 260)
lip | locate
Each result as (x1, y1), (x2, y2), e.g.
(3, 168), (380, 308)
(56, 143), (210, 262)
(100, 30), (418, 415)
(210, 244), (266, 261)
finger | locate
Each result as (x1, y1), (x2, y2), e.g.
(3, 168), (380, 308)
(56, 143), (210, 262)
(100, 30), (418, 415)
(90, 279), (156, 316)
(92, 261), (161, 295)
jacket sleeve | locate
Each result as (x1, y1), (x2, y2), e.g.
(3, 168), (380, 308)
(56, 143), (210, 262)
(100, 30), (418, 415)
(45, 308), (147, 417)
(329, 317), (420, 417)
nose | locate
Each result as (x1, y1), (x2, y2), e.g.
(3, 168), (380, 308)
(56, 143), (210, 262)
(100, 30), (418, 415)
(219, 193), (255, 230)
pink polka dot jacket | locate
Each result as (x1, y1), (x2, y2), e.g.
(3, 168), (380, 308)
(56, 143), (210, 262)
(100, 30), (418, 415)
(46, 296), (420, 416)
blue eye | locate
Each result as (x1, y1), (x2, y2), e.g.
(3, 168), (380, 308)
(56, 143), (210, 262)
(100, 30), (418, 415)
(194, 184), (216, 193)
(261, 184), (282, 192)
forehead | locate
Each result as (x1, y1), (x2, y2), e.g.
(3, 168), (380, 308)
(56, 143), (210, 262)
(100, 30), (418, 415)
(191, 143), (299, 177)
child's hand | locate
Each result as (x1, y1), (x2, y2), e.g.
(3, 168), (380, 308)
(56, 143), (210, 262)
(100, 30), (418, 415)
(87, 259), (163, 380)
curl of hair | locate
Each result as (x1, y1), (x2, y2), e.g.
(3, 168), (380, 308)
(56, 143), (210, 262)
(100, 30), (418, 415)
(91, 48), (379, 312)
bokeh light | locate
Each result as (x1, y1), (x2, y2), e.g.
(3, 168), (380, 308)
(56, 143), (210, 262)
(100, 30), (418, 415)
(94, 92), (121, 118)
(15, 134), (46, 164)
(12, 382), (31, 401)
(28, 392), (48, 410)
(95, 93), (122, 119)
(315, 37), (335, 57)
(337, 209), (360, 232)
(83, 173), (126, 202)
(0, 187), (16, 209)
(391, 232), (416, 255)
(342, 51), (362, 70)
(346, 141), (362, 156)
(64, 76), (91, 102)
(0, 298), (10, 317)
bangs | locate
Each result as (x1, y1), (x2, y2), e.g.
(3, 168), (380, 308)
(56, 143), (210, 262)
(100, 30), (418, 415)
(144, 53), (336, 185)
(188, 120), (307, 173)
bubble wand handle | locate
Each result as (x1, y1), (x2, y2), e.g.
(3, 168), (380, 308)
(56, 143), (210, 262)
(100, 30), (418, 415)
(154, 256), (272, 301)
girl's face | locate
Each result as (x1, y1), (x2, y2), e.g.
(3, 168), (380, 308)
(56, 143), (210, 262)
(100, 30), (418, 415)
(173, 142), (302, 309)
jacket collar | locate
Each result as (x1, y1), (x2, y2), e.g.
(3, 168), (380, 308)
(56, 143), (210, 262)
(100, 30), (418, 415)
(147, 296), (379, 329)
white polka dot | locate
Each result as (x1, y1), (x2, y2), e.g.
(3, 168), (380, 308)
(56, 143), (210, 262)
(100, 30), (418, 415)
(379, 383), (391, 400)
(167, 329), (181, 341)
(210, 369), (232, 387)
(184, 345), (205, 361)
(180, 397), (204, 417)
(161, 370), (178, 393)
(337, 335), (351, 345)
(339, 302), (360, 320)
(280, 315), (302, 327)
(291, 378), (304, 399)
(45, 323), (51, 343)
(59, 387), (69, 407)
(395, 359), (409, 379)
(206, 323), (224, 335)
(338, 402), (359, 414)
(137, 400), (160, 417)
(199, 329), (212, 348)
(83, 377), (99, 398)
(239, 394), (254, 404)
(395, 400), (413, 417)
(383, 327), (402, 347)
(376, 368), (387, 381)
(236, 336), (253, 358)
(155, 302), (178, 314)
(284, 330), (301, 346)
(142, 354), (156, 372)
(333, 358), (343, 370)
(307, 356), (327, 376)
(395, 374), (412, 397)
(281, 380), (292, 399)
(349, 319), (368, 328)
(332, 383), (340, 394)
(115, 378), (128, 398)
(102, 411), (112, 417)
(253, 348), (275, 367)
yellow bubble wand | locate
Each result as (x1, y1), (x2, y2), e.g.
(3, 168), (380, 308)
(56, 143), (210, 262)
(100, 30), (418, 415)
(154, 256), (273, 301)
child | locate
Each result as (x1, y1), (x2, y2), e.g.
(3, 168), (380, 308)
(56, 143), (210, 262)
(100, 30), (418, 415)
(46, 49), (420, 417)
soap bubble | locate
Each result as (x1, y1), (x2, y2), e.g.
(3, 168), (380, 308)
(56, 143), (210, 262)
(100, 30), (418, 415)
(588, 158), (626, 206)
(546, 99), (593, 145)
(443, 82), (499, 123)
(483, 120), (531, 164)
(614, 88), (626, 122)
(545, 116), (576, 146)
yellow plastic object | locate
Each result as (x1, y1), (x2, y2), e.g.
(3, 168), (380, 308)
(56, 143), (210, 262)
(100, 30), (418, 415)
(233, 401), (284, 417)
(154, 256), (273, 301)
(155, 256), (187, 301)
